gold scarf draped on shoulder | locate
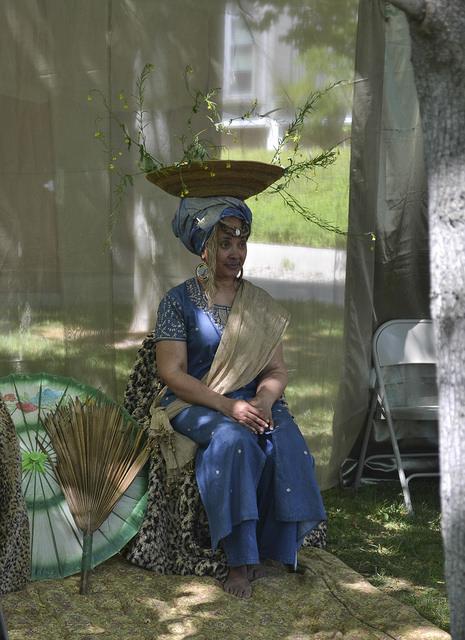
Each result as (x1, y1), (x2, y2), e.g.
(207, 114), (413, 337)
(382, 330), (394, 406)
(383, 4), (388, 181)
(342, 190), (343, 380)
(149, 279), (290, 474)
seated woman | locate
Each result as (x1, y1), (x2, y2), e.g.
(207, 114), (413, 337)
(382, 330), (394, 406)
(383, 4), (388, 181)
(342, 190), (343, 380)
(151, 195), (326, 598)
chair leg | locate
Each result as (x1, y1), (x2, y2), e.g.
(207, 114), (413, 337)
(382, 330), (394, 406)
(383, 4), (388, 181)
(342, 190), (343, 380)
(354, 390), (378, 490)
(384, 408), (414, 515)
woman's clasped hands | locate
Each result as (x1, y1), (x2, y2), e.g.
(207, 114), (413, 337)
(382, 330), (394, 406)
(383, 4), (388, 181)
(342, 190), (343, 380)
(222, 396), (274, 434)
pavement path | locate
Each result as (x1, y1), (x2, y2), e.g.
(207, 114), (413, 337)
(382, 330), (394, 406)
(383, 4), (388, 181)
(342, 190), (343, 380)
(244, 242), (346, 305)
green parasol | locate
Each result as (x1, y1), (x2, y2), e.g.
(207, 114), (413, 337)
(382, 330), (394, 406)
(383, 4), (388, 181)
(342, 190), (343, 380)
(0, 373), (148, 581)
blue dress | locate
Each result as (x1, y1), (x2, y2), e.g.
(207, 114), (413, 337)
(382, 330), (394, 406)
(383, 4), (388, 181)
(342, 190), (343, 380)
(155, 278), (326, 567)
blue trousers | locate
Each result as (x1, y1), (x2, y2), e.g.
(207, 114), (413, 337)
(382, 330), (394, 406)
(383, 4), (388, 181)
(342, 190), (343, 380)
(222, 435), (299, 566)
(171, 399), (325, 568)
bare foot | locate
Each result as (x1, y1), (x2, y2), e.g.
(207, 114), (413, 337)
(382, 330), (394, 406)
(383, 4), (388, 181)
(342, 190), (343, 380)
(223, 565), (252, 598)
(247, 563), (268, 582)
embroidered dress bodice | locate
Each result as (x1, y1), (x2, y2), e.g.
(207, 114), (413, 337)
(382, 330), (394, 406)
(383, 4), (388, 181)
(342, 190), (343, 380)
(155, 278), (237, 397)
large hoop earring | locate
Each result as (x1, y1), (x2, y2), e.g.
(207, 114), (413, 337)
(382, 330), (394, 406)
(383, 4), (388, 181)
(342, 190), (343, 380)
(195, 262), (209, 283)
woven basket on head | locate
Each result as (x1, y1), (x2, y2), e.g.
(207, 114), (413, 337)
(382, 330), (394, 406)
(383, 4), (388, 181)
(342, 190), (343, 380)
(145, 160), (284, 199)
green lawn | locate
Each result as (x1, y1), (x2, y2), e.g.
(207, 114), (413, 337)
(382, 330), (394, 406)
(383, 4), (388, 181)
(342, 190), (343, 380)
(283, 299), (344, 472)
(0, 299), (447, 632)
(222, 146), (350, 248)
(284, 305), (447, 632)
(324, 481), (448, 632)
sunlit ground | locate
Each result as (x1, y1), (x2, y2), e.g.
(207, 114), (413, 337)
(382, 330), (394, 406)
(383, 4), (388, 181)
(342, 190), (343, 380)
(324, 481), (447, 632)
(0, 302), (448, 632)
(1, 546), (448, 640)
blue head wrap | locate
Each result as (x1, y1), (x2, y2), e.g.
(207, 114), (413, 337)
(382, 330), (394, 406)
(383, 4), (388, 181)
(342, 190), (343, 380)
(172, 196), (253, 256)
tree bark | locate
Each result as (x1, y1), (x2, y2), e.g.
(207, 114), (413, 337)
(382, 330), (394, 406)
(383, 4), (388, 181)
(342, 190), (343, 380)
(389, 1), (465, 637)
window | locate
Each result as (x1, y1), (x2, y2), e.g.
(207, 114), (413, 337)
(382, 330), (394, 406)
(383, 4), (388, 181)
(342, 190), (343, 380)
(223, 12), (255, 100)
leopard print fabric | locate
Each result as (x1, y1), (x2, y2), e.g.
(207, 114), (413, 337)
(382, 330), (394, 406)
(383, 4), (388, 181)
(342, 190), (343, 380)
(124, 332), (327, 578)
(0, 397), (30, 594)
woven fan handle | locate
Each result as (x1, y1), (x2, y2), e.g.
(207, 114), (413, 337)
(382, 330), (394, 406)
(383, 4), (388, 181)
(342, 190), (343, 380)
(79, 530), (93, 595)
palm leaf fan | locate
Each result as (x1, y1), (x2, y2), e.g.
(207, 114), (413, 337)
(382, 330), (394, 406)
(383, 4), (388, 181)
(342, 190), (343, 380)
(42, 396), (148, 594)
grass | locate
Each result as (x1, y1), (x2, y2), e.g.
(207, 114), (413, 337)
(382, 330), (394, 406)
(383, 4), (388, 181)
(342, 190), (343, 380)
(0, 301), (448, 632)
(283, 299), (344, 471)
(285, 304), (447, 632)
(323, 481), (448, 632)
(221, 145), (350, 248)
(0, 299), (345, 457)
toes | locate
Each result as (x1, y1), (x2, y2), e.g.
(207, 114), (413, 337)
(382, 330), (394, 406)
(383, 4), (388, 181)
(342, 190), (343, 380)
(247, 564), (267, 582)
(223, 580), (252, 598)
(236, 584), (252, 598)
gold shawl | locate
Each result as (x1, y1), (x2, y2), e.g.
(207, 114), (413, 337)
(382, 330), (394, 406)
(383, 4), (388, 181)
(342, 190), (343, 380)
(149, 279), (290, 473)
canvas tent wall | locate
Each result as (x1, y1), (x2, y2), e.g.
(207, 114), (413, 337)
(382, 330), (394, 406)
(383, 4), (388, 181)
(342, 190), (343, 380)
(329, 0), (431, 486)
(0, 0), (429, 490)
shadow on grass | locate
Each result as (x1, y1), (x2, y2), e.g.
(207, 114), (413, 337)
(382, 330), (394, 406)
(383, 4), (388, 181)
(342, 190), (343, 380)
(1, 551), (449, 640)
(1, 302), (448, 634)
(0, 299), (344, 484)
(0, 305), (147, 400)
(323, 480), (449, 632)
(0, 298), (344, 406)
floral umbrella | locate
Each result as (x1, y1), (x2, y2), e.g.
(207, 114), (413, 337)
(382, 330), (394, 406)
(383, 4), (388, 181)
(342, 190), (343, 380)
(0, 373), (147, 581)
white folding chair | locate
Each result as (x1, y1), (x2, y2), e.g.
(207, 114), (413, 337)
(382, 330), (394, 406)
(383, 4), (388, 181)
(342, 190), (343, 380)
(354, 319), (439, 513)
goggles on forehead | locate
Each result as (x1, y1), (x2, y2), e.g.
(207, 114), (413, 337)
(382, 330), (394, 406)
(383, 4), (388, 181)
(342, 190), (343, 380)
(218, 219), (250, 238)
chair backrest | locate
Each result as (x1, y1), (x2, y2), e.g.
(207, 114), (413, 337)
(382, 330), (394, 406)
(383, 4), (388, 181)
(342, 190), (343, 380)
(373, 319), (436, 367)
(373, 319), (437, 412)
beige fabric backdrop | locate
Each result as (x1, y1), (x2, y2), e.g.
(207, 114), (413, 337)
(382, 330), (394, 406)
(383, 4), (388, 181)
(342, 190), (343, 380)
(329, 1), (429, 486)
(0, 0), (359, 487)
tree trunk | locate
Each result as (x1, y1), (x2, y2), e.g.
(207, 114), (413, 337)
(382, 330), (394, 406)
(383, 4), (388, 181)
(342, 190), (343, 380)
(389, 0), (465, 637)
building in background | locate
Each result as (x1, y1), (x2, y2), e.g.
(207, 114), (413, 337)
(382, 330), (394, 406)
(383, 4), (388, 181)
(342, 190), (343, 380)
(222, 6), (304, 149)
(221, 3), (354, 150)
